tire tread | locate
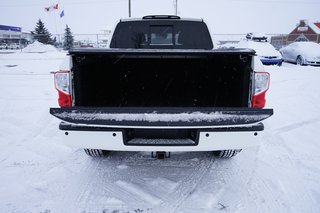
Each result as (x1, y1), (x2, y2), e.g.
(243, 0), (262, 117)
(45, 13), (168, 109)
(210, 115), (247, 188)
(214, 149), (241, 158)
(84, 149), (108, 157)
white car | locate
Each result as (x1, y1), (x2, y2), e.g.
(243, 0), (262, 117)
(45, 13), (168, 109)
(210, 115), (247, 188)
(280, 42), (320, 66)
(0, 43), (8, 49)
(237, 40), (282, 66)
(7, 43), (20, 50)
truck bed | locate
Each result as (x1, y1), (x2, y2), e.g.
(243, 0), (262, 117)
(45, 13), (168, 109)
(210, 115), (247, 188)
(70, 48), (256, 108)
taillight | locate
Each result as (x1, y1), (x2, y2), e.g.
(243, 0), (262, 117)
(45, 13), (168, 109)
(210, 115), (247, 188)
(252, 72), (270, 108)
(54, 71), (72, 107)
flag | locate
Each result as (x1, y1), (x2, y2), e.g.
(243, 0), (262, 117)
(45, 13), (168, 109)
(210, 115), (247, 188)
(60, 10), (65, 18)
(44, 3), (58, 12)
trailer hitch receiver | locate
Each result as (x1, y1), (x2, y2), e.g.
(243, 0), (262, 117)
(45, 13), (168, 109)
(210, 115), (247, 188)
(152, 151), (171, 159)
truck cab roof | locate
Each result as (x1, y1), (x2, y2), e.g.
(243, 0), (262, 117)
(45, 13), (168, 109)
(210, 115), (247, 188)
(111, 16), (212, 49)
(120, 15), (203, 23)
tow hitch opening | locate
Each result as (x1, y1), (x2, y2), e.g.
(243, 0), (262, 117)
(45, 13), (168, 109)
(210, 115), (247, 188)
(152, 151), (171, 159)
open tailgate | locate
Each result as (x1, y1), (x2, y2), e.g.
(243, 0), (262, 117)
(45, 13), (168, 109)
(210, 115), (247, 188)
(50, 107), (273, 128)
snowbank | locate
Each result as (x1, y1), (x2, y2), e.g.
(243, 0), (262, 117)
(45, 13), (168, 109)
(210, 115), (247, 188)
(22, 41), (58, 53)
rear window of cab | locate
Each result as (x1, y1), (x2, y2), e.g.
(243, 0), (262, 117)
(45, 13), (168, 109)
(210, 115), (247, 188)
(110, 20), (213, 49)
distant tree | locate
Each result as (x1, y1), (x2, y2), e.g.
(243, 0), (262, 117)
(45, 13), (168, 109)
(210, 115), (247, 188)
(52, 37), (58, 47)
(63, 25), (74, 50)
(31, 19), (53, 44)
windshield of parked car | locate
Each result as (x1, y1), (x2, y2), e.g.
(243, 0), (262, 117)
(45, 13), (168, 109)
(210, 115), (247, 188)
(110, 20), (213, 49)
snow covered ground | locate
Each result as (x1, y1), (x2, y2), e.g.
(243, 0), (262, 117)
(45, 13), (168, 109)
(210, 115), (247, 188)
(0, 50), (320, 213)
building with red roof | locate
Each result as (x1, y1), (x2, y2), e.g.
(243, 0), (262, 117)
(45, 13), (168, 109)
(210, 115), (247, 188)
(271, 20), (320, 49)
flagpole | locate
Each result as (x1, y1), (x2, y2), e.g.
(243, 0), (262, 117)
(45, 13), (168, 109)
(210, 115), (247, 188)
(58, 1), (62, 33)
(53, 5), (58, 38)
(58, 1), (63, 47)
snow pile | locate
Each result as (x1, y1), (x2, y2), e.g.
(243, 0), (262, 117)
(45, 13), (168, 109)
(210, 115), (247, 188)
(22, 41), (58, 53)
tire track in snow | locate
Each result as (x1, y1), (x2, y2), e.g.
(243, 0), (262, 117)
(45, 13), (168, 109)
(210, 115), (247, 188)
(211, 157), (289, 213)
(0, 104), (53, 165)
(57, 155), (151, 212)
(56, 156), (103, 212)
(269, 117), (320, 135)
(116, 180), (162, 205)
(152, 153), (215, 213)
(237, 134), (320, 213)
(96, 161), (150, 208)
(26, 111), (53, 141)
(66, 152), (216, 212)
(167, 148), (289, 213)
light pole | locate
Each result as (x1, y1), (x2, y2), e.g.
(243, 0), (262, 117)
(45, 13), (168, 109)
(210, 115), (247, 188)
(175, 0), (178, 15)
(129, 0), (131, 17)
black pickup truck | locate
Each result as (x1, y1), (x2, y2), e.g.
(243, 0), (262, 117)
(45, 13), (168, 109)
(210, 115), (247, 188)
(50, 15), (273, 158)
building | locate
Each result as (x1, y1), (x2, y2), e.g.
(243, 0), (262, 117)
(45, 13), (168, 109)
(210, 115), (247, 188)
(98, 29), (112, 47)
(21, 32), (32, 42)
(271, 20), (320, 49)
(0, 25), (21, 40)
(0, 24), (31, 47)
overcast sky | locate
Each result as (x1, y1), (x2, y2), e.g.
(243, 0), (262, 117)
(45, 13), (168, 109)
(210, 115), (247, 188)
(0, 0), (319, 36)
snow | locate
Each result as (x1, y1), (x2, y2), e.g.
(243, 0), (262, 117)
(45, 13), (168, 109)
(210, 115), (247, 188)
(116, 180), (162, 205)
(55, 111), (270, 123)
(22, 41), (58, 53)
(309, 23), (320, 34)
(237, 40), (281, 57)
(247, 32), (267, 39)
(1, 51), (320, 213)
(289, 42), (320, 57)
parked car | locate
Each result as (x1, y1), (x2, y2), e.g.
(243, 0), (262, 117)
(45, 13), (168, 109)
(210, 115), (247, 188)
(50, 15), (273, 159)
(0, 43), (8, 50)
(7, 43), (20, 50)
(280, 42), (320, 66)
(237, 40), (282, 66)
(79, 43), (95, 48)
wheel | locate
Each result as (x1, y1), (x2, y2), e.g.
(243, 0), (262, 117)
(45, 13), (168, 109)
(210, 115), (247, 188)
(84, 149), (108, 157)
(296, 56), (304, 66)
(277, 61), (282, 66)
(213, 149), (242, 158)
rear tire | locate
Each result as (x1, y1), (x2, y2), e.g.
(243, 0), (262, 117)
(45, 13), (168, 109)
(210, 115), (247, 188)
(84, 149), (109, 157)
(213, 149), (241, 158)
